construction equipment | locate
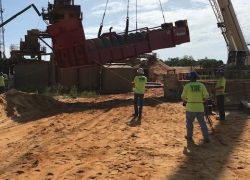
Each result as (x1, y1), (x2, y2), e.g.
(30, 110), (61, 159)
(0, 3), (52, 63)
(204, 100), (228, 146)
(0, 0), (5, 60)
(42, 0), (81, 24)
(10, 29), (47, 62)
(209, 0), (250, 66)
(0, 4), (42, 28)
(45, 0), (190, 68)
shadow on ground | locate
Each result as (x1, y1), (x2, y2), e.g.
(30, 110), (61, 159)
(3, 91), (171, 123)
(167, 111), (249, 180)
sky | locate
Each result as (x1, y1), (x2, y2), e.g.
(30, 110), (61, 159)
(1, 0), (250, 63)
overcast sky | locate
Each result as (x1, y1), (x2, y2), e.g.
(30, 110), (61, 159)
(2, 0), (250, 62)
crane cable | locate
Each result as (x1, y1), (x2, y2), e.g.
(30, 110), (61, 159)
(136, 0), (138, 31)
(98, 0), (109, 37)
(124, 0), (130, 37)
(158, 0), (166, 23)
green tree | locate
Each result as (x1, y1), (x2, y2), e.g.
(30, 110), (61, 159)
(164, 56), (224, 68)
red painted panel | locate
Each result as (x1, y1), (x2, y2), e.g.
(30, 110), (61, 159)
(111, 47), (124, 61)
(48, 18), (190, 68)
(122, 44), (136, 58)
(73, 44), (87, 65)
(149, 29), (175, 51)
(135, 41), (151, 55)
(99, 49), (112, 64)
(87, 51), (100, 65)
(174, 27), (190, 45)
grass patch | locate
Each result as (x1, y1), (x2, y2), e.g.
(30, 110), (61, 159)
(42, 84), (97, 98)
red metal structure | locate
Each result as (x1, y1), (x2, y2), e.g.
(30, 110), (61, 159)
(0, 0), (190, 69)
(48, 18), (190, 68)
(45, 0), (190, 68)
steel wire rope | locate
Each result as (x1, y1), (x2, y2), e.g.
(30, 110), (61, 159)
(158, 0), (166, 23)
(101, 0), (109, 26)
(92, 59), (167, 105)
(94, 60), (221, 174)
(135, 0), (138, 31)
(98, 0), (109, 37)
(126, 0), (130, 20)
(125, 0), (130, 36)
(51, 64), (224, 175)
(92, 59), (227, 147)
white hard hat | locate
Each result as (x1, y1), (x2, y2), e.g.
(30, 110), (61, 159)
(137, 68), (144, 74)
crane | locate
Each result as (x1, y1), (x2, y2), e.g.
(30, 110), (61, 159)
(45, 0), (190, 68)
(0, 4), (42, 28)
(0, 0), (5, 61)
(209, 0), (250, 67)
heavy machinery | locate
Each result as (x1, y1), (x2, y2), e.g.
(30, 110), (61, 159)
(0, 4), (50, 63)
(0, 4), (42, 28)
(0, 0), (248, 69)
(10, 29), (47, 62)
(209, 0), (250, 67)
(44, 0), (190, 68)
(0, 0), (189, 69)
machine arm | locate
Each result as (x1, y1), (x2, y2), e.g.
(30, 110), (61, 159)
(38, 37), (53, 51)
(210, 0), (250, 65)
(0, 4), (41, 28)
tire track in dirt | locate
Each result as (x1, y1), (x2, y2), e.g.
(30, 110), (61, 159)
(53, 108), (131, 178)
(30, 109), (127, 179)
(53, 107), (142, 179)
(0, 106), (130, 179)
(0, 91), (174, 179)
(2, 89), (249, 179)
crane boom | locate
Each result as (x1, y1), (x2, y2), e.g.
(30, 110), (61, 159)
(0, 4), (41, 28)
(210, 0), (250, 66)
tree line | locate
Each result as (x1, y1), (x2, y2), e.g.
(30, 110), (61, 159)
(163, 55), (224, 69)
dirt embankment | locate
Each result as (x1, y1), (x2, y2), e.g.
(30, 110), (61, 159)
(0, 89), (62, 122)
(0, 89), (249, 180)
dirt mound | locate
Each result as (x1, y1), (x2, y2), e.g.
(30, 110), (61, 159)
(0, 94), (7, 119)
(0, 89), (62, 122)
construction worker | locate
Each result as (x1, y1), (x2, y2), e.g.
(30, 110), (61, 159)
(215, 68), (226, 121)
(132, 68), (147, 121)
(181, 71), (210, 143)
(0, 72), (5, 93)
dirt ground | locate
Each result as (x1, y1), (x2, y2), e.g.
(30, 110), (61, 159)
(0, 89), (250, 180)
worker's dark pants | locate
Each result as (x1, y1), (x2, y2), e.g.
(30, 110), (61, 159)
(186, 112), (209, 140)
(0, 86), (5, 94)
(134, 93), (144, 117)
(216, 95), (225, 120)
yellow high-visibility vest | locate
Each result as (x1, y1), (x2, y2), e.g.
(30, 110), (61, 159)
(0, 76), (5, 87)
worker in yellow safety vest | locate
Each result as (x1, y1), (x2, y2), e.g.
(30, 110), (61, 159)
(132, 68), (147, 123)
(181, 71), (210, 143)
(215, 68), (226, 121)
(0, 72), (5, 93)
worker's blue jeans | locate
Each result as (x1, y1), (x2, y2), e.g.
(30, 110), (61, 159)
(134, 93), (144, 116)
(186, 112), (209, 140)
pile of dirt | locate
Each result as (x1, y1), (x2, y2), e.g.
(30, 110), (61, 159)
(0, 94), (7, 119)
(0, 89), (62, 122)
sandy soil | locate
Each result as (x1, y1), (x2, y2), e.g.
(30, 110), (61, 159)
(0, 89), (250, 180)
